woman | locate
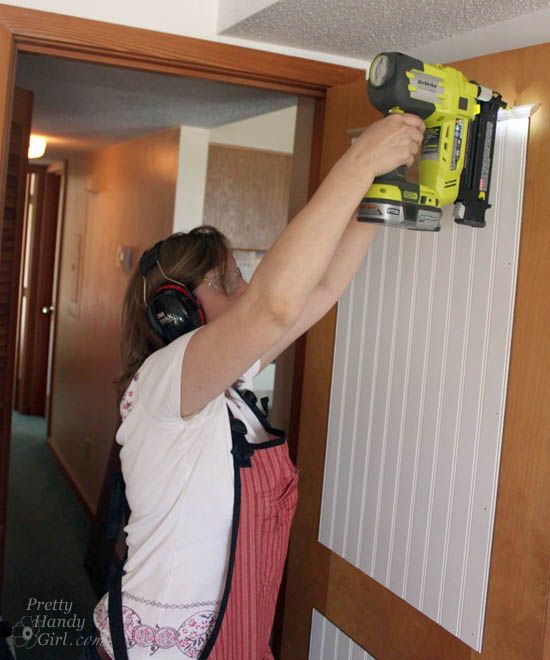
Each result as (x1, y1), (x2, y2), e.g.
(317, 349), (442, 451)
(85, 112), (424, 660)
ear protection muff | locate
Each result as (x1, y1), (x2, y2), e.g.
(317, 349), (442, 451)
(146, 284), (206, 343)
(139, 240), (206, 344)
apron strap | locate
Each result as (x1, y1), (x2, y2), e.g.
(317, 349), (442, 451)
(228, 406), (255, 468)
(234, 388), (285, 439)
(108, 561), (129, 659)
(198, 405), (243, 658)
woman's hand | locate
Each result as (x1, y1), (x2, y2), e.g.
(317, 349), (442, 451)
(337, 112), (425, 182)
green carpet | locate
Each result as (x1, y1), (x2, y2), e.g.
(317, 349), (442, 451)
(3, 412), (99, 659)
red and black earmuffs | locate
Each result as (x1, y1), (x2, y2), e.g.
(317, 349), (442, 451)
(139, 240), (206, 344)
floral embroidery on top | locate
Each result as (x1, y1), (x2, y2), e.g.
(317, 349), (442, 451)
(95, 597), (217, 658)
(120, 372), (139, 420)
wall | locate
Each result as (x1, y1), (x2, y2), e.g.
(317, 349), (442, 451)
(173, 106), (296, 233)
(209, 106), (297, 152)
(282, 42), (550, 660)
(217, 0), (277, 33)
(173, 127), (209, 233)
(49, 128), (179, 512)
(202, 144), (292, 249)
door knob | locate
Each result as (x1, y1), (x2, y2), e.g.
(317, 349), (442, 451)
(41, 305), (54, 315)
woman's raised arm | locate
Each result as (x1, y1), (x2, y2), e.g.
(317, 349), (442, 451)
(180, 113), (425, 417)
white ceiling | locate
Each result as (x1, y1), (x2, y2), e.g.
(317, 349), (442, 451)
(221, 0), (550, 63)
(15, 53), (297, 160)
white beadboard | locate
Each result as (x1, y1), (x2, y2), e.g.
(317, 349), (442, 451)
(318, 116), (530, 651)
(309, 610), (376, 660)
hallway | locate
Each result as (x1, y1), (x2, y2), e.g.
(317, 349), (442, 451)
(3, 412), (98, 659)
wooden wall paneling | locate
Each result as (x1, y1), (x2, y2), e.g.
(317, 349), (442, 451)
(0, 86), (33, 601)
(48, 129), (180, 513)
(544, 601), (550, 660)
(283, 43), (550, 660)
(203, 144), (292, 250)
(448, 43), (550, 660)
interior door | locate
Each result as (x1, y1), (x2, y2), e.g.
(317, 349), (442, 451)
(0, 85), (33, 598)
(280, 77), (476, 659)
(15, 165), (61, 417)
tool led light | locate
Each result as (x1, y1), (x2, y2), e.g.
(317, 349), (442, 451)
(497, 104), (540, 122)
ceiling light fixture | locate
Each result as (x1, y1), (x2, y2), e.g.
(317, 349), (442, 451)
(28, 135), (47, 159)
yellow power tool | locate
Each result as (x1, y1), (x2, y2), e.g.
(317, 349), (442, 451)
(358, 52), (507, 231)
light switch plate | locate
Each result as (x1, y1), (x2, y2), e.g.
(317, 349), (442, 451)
(116, 245), (135, 273)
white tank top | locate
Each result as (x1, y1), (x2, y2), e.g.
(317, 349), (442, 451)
(93, 328), (267, 659)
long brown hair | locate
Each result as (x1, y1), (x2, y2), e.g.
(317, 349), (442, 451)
(114, 225), (231, 403)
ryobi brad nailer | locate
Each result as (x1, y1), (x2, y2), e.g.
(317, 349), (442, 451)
(358, 52), (507, 231)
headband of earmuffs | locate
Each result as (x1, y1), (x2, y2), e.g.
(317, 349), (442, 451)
(139, 241), (206, 343)
(139, 240), (164, 277)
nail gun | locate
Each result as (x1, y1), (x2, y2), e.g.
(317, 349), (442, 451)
(358, 52), (507, 231)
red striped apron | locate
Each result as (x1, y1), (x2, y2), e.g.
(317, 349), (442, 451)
(107, 388), (299, 660)
(200, 390), (299, 659)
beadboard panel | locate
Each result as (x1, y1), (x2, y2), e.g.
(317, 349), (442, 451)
(318, 116), (530, 651)
(309, 610), (376, 660)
